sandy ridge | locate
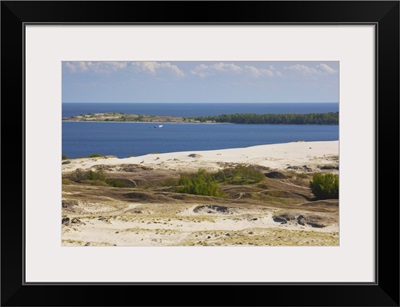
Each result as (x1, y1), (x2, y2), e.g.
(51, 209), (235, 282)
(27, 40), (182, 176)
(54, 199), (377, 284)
(63, 140), (339, 173)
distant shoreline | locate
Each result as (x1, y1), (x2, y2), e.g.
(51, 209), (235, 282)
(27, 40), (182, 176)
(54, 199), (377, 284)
(62, 112), (339, 125)
(62, 120), (226, 125)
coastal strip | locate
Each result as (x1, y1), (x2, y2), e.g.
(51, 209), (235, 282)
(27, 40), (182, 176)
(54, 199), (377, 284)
(62, 112), (339, 125)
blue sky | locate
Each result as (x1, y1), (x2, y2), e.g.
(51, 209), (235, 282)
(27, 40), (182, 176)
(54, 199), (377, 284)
(62, 61), (339, 103)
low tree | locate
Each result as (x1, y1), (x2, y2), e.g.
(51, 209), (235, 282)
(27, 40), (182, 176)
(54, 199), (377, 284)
(310, 173), (339, 199)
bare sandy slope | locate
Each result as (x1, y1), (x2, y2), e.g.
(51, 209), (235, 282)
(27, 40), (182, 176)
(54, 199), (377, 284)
(62, 141), (339, 247)
(62, 140), (339, 173)
(62, 201), (339, 247)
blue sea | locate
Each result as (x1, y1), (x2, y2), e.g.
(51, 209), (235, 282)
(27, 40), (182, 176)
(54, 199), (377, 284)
(62, 103), (339, 158)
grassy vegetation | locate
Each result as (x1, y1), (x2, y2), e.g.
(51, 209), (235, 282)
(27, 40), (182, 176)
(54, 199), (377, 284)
(88, 170), (106, 181)
(178, 228), (339, 246)
(64, 165), (321, 207)
(87, 153), (105, 158)
(64, 165), (266, 197)
(174, 166), (265, 197)
(296, 173), (309, 179)
(177, 169), (221, 197)
(62, 178), (74, 185)
(80, 179), (108, 186)
(214, 165), (264, 184)
(310, 173), (339, 199)
(105, 178), (133, 188)
(64, 169), (133, 188)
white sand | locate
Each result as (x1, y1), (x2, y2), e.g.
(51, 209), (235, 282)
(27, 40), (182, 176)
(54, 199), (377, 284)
(62, 141), (339, 246)
(63, 204), (339, 247)
(62, 140), (338, 173)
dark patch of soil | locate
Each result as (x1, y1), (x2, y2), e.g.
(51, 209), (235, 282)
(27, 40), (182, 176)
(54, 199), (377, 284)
(62, 217), (70, 226)
(265, 171), (287, 179)
(319, 165), (339, 170)
(272, 212), (334, 228)
(272, 212), (296, 224)
(123, 191), (173, 203)
(193, 205), (232, 214)
(188, 154), (202, 158)
(62, 199), (79, 209)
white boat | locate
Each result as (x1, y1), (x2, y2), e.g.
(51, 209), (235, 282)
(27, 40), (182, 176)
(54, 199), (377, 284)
(154, 124), (163, 128)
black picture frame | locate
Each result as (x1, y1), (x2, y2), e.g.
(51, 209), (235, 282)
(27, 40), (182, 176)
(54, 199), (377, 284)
(1, 1), (399, 306)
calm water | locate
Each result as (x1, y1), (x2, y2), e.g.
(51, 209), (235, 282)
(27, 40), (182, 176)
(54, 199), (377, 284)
(62, 103), (339, 158)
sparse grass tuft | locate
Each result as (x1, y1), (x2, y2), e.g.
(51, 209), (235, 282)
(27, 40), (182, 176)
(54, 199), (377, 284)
(87, 153), (105, 158)
(66, 169), (133, 188)
(105, 178), (133, 188)
(214, 165), (264, 184)
(80, 179), (108, 186)
(257, 182), (269, 189)
(62, 178), (74, 185)
(296, 173), (309, 179)
(88, 170), (106, 181)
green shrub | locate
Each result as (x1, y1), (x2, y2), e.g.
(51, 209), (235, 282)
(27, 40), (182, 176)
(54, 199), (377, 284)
(177, 169), (221, 197)
(87, 153), (105, 158)
(62, 154), (68, 160)
(68, 169), (106, 183)
(310, 173), (339, 199)
(214, 165), (264, 184)
(88, 170), (106, 181)
(105, 178), (132, 188)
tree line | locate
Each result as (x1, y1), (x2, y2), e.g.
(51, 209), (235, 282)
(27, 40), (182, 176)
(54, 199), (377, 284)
(191, 112), (338, 125)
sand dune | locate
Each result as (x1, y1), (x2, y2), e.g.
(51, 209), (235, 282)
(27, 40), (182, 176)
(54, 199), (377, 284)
(62, 141), (339, 247)
(62, 140), (339, 173)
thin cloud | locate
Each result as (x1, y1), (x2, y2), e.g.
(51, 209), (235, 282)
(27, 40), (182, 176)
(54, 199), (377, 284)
(213, 63), (242, 72)
(64, 61), (185, 78)
(132, 62), (185, 78)
(317, 63), (337, 74)
(63, 61), (129, 74)
(243, 65), (278, 77)
(284, 63), (337, 76)
(191, 63), (242, 78)
(191, 62), (281, 78)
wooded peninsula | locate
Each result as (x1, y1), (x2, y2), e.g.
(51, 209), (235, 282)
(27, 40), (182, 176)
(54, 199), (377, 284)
(63, 112), (338, 125)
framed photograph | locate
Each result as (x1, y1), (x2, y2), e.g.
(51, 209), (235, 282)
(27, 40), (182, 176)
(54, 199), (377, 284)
(1, 1), (399, 306)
